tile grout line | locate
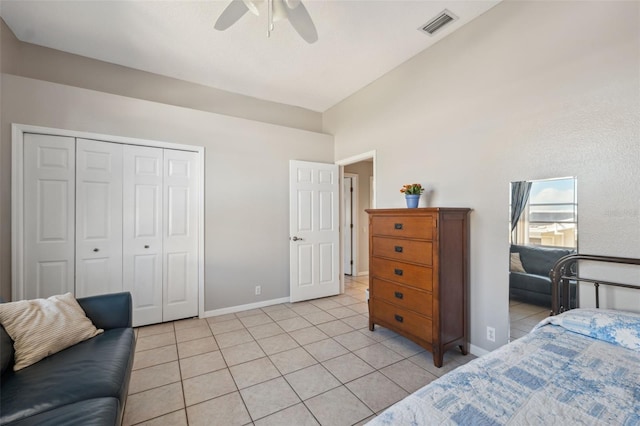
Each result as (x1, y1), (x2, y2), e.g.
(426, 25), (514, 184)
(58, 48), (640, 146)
(175, 321), (189, 425)
(126, 279), (467, 425)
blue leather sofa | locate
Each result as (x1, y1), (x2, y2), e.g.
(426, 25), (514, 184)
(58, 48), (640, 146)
(1, 292), (135, 426)
(509, 244), (576, 307)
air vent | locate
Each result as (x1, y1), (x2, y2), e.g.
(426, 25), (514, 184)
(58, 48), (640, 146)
(419, 10), (458, 36)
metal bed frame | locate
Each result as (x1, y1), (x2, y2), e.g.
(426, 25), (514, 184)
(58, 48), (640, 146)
(550, 254), (640, 315)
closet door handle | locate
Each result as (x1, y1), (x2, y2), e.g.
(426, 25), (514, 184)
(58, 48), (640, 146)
(394, 291), (404, 299)
(93, 248), (99, 252)
(394, 223), (403, 230)
(394, 314), (404, 323)
(394, 268), (403, 276)
(394, 246), (403, 253)
(144, 245), (150, 249)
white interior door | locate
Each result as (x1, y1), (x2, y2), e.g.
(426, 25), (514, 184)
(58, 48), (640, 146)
(23, 134), (76, 299)
(289, 160), (340, 302)
(343, 175), (353, 276)
(75, 139), (123, 297)
(163, 149), (199, 322)
(123, 145), (164, 327)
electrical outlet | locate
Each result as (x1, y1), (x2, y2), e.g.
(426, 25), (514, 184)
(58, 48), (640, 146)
(255, 285), (261, 296)
(487, 326), (496, 342)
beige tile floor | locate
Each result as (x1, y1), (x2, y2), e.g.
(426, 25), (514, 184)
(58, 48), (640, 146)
(509, 299), (550, 341)
(124, 275), (476, 426)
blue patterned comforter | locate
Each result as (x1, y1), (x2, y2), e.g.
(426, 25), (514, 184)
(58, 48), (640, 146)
(368, 309), (640, 425)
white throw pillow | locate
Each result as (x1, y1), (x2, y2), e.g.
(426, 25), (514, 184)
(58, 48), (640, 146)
(510, 252), (526, 273)
(0, 293), (103, 371)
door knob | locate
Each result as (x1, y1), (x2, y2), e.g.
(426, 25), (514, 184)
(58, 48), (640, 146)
(291, 236), (304, 241)
(144, 245), (150, 249)
(93, 248), (99, 252)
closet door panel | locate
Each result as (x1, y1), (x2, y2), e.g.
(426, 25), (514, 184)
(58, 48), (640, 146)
(163, 150), (199, 322)
(75, 139), (123, 297)
(123, 146), (164, 327)
(132, 254), (161, 307)
(24, 134), (76, 299)
(166, 252), (188, 302)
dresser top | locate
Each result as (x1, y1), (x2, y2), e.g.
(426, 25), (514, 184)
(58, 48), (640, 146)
(365, 207), (471, 215)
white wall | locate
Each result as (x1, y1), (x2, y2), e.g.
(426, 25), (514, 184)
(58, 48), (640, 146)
(1, 75), (334, 309)
(324, 1), (640, 352)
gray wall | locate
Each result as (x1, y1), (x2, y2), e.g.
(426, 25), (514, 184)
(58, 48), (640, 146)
(0, 19), (322, 133)
(0, 18), (330, 308)
(325, 1), (640, 352)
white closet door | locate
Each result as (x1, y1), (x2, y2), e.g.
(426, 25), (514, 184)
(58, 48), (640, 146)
(163, 150), (199, 322)
(23, 134), (76, 299)
(75, 139), (123, 297)
(123, 145), (164, 327)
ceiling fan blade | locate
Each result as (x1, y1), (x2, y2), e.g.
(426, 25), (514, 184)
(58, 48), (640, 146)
(285, 1), (318, 43)
(242, 0), (261, 16)
(273, 0), (288, 22)
(284, 0), (301, 9)
(214, 0), (250, 31)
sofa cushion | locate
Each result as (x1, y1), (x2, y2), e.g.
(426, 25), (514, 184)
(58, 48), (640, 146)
(510, 271), (577, 308)
(510, 272), (552, 294)
(0, 328), (134, 424)
(77, 292), (132, 329)
(510, 245), (574, 277)
(4, 398), (119, 426)
(0, 293), (103, 371)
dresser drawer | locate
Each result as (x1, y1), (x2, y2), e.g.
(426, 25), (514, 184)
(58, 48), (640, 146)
(370, 257), (433, 291)
(371, 215), (433, 240)
(371, 299), (432, 343)
(371, 278), (432, 317)
(372, 236), (433, 266)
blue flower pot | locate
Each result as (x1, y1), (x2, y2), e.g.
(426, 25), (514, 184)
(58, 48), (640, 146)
(405, 194), (420, 208)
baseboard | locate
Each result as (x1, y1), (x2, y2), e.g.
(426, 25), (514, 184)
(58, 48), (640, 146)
(356, 271), (369, 277)
(201, 297), (290, 318)
(469, 344), (490, 357)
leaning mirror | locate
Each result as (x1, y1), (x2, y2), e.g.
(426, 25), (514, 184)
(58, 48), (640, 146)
(508, 177), (577, 340)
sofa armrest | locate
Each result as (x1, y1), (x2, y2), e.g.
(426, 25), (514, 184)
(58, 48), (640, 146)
(77, 292), (132, 330)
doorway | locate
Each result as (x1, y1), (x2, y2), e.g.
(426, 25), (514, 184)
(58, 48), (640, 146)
(336, 151), (376, 286)
(343, 173), (358, 276)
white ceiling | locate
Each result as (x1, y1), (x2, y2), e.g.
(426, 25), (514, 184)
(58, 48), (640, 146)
(1, 0), (500, 112)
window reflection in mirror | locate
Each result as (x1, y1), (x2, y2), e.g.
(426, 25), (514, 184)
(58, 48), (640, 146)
(511, 178), (577, 248)
(509, 177), (577, 341)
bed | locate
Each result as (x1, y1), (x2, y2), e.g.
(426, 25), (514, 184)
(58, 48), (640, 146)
(368, 254), (640, 425)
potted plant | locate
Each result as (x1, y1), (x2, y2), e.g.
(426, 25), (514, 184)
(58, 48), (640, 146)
(400, 183), (424, 208)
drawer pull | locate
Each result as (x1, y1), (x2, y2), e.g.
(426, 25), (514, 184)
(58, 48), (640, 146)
(394, 291), (404, 299)
(394, 223), (403, 230)
(394, 246), (403, 253)
(394, 268), (404, 276)
(394, 314), (404, 323)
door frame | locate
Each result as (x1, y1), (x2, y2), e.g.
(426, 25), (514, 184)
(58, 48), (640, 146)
(335, 150), (376, 292)
(11, 123), (206, 318)
(343, 173), (358, 276)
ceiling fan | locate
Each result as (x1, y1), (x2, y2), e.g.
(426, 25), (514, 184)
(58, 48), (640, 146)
(214, 0), (318, 44)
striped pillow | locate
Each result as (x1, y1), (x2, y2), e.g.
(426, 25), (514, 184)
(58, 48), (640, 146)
(0, 293), (103, 371)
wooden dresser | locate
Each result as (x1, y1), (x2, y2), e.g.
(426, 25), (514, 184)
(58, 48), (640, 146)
(366, 208), (471, 367)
